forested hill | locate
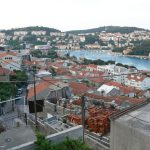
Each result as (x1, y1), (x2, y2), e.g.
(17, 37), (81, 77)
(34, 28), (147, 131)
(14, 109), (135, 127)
(67, 26), (148, 34)
(1, 26), (60, 35)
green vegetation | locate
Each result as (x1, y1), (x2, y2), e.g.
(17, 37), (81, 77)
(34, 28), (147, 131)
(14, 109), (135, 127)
(35, 132), (91, 150)
(0, 70), (27, 101)
(67, 26), (147, 34)
(129, 40), (150, 56)
(112, 47), (126, 53)
(23, 35), (47, 45)
(83, 58), (115, 65)
(31, 50), (58, 59)
(113, 40), (150, 56)
(1, 26), (60, 36)
(116, 63), (136, 69)
(82, 58), (136, 69)
(85, 35), (100, 44)
(0, 83), (17, 101)
(10, 70), (27, 87)
(6, 40), (24, 50)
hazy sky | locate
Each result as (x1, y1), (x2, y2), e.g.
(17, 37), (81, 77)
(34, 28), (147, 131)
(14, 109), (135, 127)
(0, 0), (150, 31)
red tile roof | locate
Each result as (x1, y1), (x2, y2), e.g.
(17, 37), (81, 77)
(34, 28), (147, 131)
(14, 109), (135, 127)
(27, 78), (59, 100)
(69, 82), (90, 95)
(89, 77), (106, 83)
(0, 52), (17, 58)
(87, 64), (97, 69)
(106, 81), (140, 94)
(85, 93), (146, 105)
(0, 67), (15, 75)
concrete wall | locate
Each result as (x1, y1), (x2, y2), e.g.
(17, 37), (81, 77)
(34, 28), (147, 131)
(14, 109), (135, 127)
(110, 120), (150, 150)
(44, 101), (74, 116)
(27, 117), (57, 136)
(85, 136), (109, 150)
(9, 125), (83, 150)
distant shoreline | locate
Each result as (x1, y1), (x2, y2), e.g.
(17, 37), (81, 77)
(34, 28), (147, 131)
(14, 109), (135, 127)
(57, 49), (150, 60)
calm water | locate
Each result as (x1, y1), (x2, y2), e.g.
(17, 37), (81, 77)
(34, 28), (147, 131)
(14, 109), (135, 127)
(68, 50), (150, 70)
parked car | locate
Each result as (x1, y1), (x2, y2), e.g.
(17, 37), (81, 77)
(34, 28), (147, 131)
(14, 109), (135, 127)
(17, 88), (23, 94)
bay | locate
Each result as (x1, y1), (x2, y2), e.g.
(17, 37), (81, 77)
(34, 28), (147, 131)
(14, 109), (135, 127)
(68, 50), (150, 71)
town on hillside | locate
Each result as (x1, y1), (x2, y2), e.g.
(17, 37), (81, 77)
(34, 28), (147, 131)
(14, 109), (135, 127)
(1, 26), (150, 56)
(0, 27), (150, 150)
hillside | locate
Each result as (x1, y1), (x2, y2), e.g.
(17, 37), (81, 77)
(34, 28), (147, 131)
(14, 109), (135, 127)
(1, 26), (60, 35)
(67, 26), (148, 34)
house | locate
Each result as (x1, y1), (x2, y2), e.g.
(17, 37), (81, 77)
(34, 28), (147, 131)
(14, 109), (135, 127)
(0, 32), (5, 38)
(85, 93), (145, 109)
(14, 31), (28, 36)
(0, 52), (18, 61)
(125, 74), (150, 90)
(86, 64), (97, 71)
(31, 31), (46, 36)
(36, 70), (52, 78)
(0, 67), (15, 81)
(79, 35), (85, 42)
(69, 82), (90, 96)
(1, 60), (21, 71)
(50, 32), (66, 37)
(106, 81), (139, 98)
(85, 43), (101, 49)
(97, 64), (129, 83)
(27, 78), (71, 104)
(34, 45), (51, 50)
(97, 84), (120, 96)
(0, 51), (23, 70)
(88, 77), (107, 87)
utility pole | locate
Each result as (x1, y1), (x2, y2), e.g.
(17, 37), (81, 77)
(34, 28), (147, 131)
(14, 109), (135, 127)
(33, 67), (38, 130)
(81, 95), (85, 143)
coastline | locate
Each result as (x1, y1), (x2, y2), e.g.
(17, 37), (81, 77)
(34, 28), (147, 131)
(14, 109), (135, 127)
(57, 49), (150, 60)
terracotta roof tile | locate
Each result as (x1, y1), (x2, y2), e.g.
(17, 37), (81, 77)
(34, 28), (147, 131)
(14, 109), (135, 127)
(69, 82), (90, 95)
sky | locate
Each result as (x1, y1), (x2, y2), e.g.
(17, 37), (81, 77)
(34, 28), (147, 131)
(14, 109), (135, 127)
(0, 0), (150, 31)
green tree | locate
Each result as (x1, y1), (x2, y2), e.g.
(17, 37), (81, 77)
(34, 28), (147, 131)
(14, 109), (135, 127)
(35, 133), (91, 150)
(35, 132), (53, 150)
(10, 70), (27, 87)
(0, 83), (17, 101)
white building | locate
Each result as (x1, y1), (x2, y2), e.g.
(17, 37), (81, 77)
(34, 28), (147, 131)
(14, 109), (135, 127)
(97, 84), (120, 96)
(2, 60), (21, 71)
(125, 74), (150, 90)
(0, 32), (5, 38)
(85, 43), (101, 49)
(79, 35), (85, 42)
(97, 65), (129, 83)
(34, 45), (51, 50)
(0, 52), (22, 70)
(31, 31), (46, 36)
(36, 70), (52, 78)
(50, 32), (66, 37)
(14, 31), (28, 36)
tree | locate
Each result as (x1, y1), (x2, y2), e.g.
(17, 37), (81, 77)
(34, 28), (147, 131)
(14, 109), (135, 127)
(35, 132), (91, 150)
(35, 132), (52, 150)
(0, 83), (17, 101)
(85, 35), (100, 44)
(10, 70), (27, 87)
